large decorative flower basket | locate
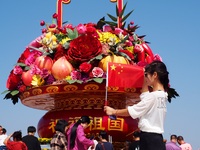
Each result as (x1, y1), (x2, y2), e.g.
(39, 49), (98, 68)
(20, 81), (141, 142)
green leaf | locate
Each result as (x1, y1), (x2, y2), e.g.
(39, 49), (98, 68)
(67, 80), (77, 84)
(1, 90), (10, 95)
(95, 55), (103, 60)
(103, 21), (117, 27)
(88, 54), (103, 63)
(119, 35), (129, 43)
(67, 80), (83, 84)
(10, 90), (19, 96)
(62, 21), (68, 25)
(24, 66), (30, 71)
(76, 80), (83, 84)
(52, 19), (57, 25)
(122, 10), (134, 22)
(119, 2), (128, 17)
(15, 62), (26, 67)
(122, 21), (126, 29)
(129, 24), (140, 32)
(107, 13), (117, 22)
(93, 78), (104, 83)
(67, 28), (78, 40)
(96, 17), (105, 29)
(63, 42), (70, 49)
(28, 46), (43, 52)
(116, 4), (119, 16)
(118, 51), (131, 61)
(11, 95), (19, 105)
(138, 35), (146, 39)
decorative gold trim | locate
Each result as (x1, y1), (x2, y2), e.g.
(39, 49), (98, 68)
(32, 88), (43, 95)
(46, 86), (59, 93)
(84, 84), (99, 90)
(124, 87), (136, 93)
(63, 85), (78, 92)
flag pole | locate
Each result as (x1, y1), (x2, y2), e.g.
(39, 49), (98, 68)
(105, 62), (116, 120)
(105, 62), (109, 106)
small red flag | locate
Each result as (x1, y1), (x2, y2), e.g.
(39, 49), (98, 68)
(107, 62), (144, 88)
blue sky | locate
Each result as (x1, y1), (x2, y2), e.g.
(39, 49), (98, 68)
(0, 0), (200, 149)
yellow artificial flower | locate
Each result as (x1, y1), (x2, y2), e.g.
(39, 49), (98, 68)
(65, 76), (72, 80)
(41, 32), (58, 49)
(98, 31), (120, 45)
(60, 37), (71, 45)
(125, 46), (134, 53)
(31, 75), (45, 87)
(45, 32), (53, 38)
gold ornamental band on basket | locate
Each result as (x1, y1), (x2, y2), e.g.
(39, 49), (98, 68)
(20, 81), (141, 111)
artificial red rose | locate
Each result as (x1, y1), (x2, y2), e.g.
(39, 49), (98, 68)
(6, 71), (21, 90)
(86, 26), (97, 35)
(17, 48), (31, 63)
(79, 62), (92, 73)
(18, 85), (26, 93)
(67, 34), (102, 62)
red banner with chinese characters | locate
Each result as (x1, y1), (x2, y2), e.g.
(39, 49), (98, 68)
(107, 62), (144, 88)
(37, 109), (138, 141)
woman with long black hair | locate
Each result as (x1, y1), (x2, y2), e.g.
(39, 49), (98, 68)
(67, 116), (94, 150)
(104, 61), (178, 150)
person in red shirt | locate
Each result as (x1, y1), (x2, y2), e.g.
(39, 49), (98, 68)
(4, 131), (28, 150)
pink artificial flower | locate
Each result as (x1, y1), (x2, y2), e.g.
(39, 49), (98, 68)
(30, 65), (42, 75)
(125, 40), (133, 47)
(63, 24), (74, 30)
(114, 28), (123, 35)
(101, 43), (110, 55)
(79, 62), (92, 73)
(40, 69), (49, 78)
(76, 24), (86, 34)
(25, 53), (36, 66)
(103, 25), (112, 32)
(25, 51), (42, 66)
(71, 71), (81, 80)
(129, 36), (134, 42)
(13, 66), (23, 75)
(154, 54), (163, 61)
(92, 67), (104, 77)
(134, 44), (144, 53)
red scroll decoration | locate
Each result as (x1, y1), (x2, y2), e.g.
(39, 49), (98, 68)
(57, 0), (71, 28)
(57, 0), (123, 28)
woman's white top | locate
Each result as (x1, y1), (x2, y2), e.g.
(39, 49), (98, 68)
(127, 91), (168, 134)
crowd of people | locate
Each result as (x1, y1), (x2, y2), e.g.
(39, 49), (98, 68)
(0, 116), (114, 150)
(0, 123), (193, 150)
(0, 61), (193, 150)
(0, 125), (41, 150)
